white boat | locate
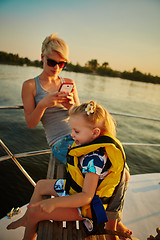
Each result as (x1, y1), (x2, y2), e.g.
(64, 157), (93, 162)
(0, 106), (160, 240)
(0, 173), (159, 240)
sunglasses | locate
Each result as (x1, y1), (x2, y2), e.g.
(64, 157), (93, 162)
(46, 58), (67, 68)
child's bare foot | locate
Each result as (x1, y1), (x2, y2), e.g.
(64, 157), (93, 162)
(7, 217), (26, 230)
(117, 221), (132, 239)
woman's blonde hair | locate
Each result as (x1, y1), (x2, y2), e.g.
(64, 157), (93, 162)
(69, 101), (117, 137)
(41, 33), (69, 62)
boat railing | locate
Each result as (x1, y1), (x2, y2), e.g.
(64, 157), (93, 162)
(0, 104), (160, 186)
(0, 148), (51, 162)
(1, 105), (160, 121)
(0, 105), (24, 109)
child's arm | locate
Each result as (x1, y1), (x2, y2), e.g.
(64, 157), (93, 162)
(29, 172), (99, 213)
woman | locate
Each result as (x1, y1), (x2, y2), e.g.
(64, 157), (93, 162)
(22, 33), (80, 162)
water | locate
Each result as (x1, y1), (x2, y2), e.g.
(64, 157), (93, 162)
(0, 64), (160, 219)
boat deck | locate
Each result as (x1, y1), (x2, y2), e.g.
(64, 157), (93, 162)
(1, 170), (160, 239)
(123, 172), (160, 240)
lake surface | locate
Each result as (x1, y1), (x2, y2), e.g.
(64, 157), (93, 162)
(0, 64), (160, 218)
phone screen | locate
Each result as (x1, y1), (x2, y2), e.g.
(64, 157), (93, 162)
(59, 83), (73, 93)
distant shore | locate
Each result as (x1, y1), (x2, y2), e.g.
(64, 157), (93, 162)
(0, 51), (160, 84)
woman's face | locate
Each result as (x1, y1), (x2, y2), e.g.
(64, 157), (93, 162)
(42, 50), (66, 78)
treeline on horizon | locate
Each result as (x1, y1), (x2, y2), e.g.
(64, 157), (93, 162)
(0, 51), (160, 84)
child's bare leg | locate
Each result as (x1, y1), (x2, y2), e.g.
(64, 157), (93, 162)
(105, 219), (119, 240)
(23, 205), (83, 240)
(115, 169), (132, 238)
(7, 179), (58, 230)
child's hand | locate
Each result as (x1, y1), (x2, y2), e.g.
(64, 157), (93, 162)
(28, 198), (56, 214)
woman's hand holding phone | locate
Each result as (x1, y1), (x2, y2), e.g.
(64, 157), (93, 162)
(58, 83), (74, 109)
(40, 83), (72, 110)
(60, 91), (75, 109)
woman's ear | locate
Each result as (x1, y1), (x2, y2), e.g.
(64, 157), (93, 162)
(93, 128), (100, 138)
(41, 54), (44, 61)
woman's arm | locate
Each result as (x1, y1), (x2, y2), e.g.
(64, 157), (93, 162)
(22, 79), (46, 128)
(22, 79), (67, 128)
(29, 172), (99, 213)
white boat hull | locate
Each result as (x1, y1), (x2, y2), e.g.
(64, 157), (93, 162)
(0, 173), (160, 240)
(0, 204), (27, 240)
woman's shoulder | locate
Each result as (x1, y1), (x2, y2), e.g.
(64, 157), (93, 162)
(22, 78), (36, 94)
(23, 78), (36, 87)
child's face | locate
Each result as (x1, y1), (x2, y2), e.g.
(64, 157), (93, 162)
(69, 115), (96, 146)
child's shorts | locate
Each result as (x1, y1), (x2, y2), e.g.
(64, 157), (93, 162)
(54, 179), (94, 232)
(54, 179), (68, 197)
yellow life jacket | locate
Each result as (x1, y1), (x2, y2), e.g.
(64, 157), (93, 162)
(64, 134), (125, 218)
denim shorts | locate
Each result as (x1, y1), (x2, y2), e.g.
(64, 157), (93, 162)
(52, 134), (74, 164)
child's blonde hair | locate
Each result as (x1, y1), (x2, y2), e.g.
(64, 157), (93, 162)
(69, 101), (117, 137)
(41, 33), (69, 62)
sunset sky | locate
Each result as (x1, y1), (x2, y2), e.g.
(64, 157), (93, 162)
(0, 0), (160, 76)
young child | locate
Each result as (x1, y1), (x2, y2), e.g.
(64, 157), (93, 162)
(7, 101), (131, 240)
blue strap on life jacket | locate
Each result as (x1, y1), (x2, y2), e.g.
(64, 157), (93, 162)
(91, 195), (108, 224)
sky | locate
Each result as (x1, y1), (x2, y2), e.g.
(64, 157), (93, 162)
(0, 0), (160, 76)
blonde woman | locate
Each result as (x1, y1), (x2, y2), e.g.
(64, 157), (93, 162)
(22, 33), (80, 163)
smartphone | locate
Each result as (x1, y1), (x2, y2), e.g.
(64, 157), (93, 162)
(59, 83), (74, 93)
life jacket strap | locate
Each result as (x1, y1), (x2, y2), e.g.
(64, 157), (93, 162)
(91, 195), (108, 225)
(65, 171), (82, 194)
